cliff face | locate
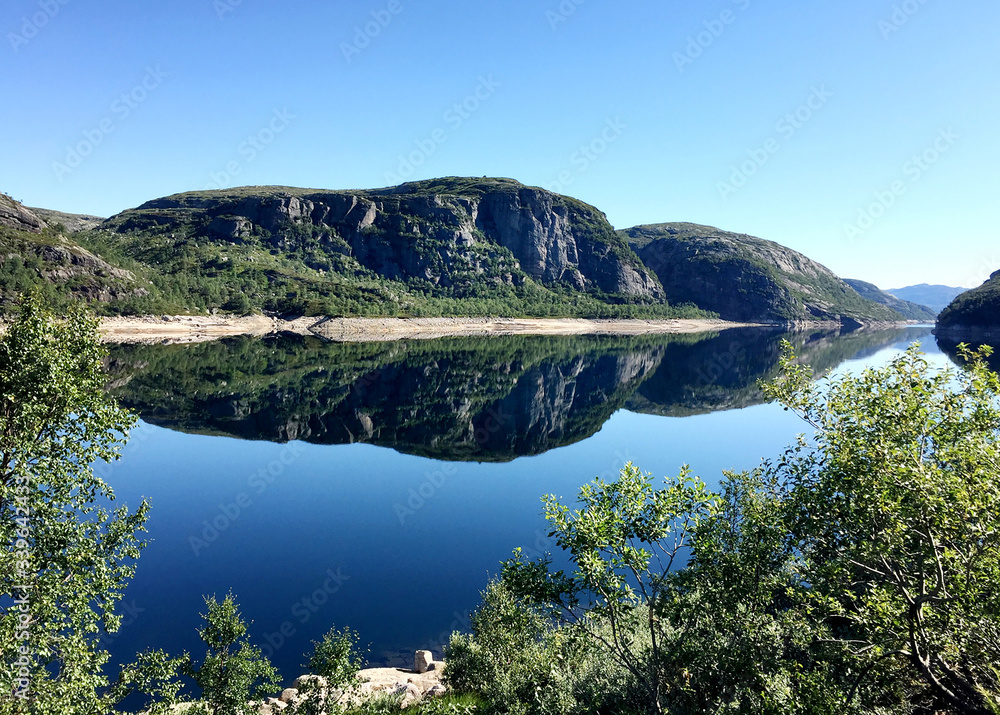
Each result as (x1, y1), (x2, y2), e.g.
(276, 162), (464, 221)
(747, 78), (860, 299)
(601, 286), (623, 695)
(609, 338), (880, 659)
(109, 178), (662, 300)
(620, 222), (902, 323)
(935, 271), (1000, 340)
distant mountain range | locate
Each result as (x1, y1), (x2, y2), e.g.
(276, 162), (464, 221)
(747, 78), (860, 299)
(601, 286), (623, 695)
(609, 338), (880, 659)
(887, 284), (965, 314)
(842, 279), (936, 321)
(0, 179), (951, 325)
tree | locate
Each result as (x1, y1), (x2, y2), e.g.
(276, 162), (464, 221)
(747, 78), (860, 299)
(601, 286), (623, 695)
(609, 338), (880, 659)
(763, 343), (1000, 714)
(187, 593), (280, 715)
(291, 626), (365, 715)
(0, 296), (148, 715)
(501, 463), (719, 715)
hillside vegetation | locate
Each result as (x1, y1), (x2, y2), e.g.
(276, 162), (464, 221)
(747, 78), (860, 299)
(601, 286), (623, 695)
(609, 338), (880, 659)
(621, 222), (904, 323)
(843, 278), (937, 320)
(1, 182), (913, 323)
(936, 270), (1000, 339)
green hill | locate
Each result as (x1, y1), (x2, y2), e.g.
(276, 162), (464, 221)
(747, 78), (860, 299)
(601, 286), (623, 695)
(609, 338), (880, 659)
(843, 279), (936, 321)
(935, 271), (1000, 340)
(75, 178), (690, 318)
(0, 192), (147, 312)
(620, 222), (903, 323)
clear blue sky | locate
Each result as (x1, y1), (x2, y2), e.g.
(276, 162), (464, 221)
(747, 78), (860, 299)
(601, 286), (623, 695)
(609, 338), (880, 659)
(2, 0), (998, 289)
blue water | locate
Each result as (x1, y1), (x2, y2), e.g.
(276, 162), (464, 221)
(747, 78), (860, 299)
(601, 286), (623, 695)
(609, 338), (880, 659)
(100, 326), (950, 686)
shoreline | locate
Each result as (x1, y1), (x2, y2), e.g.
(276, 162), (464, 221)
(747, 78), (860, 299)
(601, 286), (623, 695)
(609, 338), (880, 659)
(94, 315), (925, 344)
(97, 315), (776, 344)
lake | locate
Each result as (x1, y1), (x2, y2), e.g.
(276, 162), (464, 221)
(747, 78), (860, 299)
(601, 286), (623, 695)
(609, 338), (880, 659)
(100, 324), (948, 686)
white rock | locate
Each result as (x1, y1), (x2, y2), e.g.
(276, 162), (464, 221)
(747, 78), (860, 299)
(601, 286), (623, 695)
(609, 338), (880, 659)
(414, 650), (434, 673)
(279, 688), (299, 703)
(294, 674), (328, 691)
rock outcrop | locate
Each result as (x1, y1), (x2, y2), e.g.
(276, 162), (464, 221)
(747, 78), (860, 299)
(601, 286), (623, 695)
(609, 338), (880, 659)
(0, 193), (44, 233)
(106, 178), (662, 300)
(620, 222), (903, 323)
(258, 654), (448, 713)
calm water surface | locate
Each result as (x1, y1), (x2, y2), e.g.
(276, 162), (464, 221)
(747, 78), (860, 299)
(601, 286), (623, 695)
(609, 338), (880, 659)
(101, 325), (948, 684)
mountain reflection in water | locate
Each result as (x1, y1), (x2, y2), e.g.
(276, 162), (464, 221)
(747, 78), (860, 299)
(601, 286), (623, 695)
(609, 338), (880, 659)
(107, 325), (935, 462)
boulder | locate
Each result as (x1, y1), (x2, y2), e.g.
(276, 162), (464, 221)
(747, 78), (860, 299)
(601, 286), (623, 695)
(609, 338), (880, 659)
(414, 650), (434, 673)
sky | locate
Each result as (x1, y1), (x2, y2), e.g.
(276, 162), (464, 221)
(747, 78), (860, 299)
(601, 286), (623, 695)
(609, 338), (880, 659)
(1, 0), (998, 290)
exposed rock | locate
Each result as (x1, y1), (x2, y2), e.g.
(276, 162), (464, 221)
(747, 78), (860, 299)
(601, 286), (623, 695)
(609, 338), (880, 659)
(0, 193), (44, 233)
(414, 650), (434, 673)
(27, 206), (105, 232)
(621, 222), (903, 323)
(108, 178), (663, 300)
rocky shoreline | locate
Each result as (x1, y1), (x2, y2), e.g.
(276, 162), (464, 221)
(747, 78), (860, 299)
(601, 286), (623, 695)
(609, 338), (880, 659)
(158, 651), (448, 714)
(93, 314), (923, 345)
(97, 314), (770, 344)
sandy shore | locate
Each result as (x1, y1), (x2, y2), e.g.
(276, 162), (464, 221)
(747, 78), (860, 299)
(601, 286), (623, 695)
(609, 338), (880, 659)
(97, 314), (770, 344)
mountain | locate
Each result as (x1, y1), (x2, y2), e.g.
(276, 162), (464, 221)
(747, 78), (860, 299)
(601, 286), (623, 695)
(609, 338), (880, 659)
(935, 272), (1000, 341)
(887, 284), (964, 314)
(0, 193), (146, 310)
(843, 279), (936, 321)
(88, 177), (673, 318)
(619, 222), (902, 324)
(3, 181), (917, 324)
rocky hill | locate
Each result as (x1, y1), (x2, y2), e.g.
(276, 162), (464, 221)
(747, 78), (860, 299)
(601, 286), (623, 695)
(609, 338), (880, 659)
(935, 272), (1000, 340)
(0, 193), (146, 310)
(843, 279), (936, 321)
(619, 222), (901, 324)
(3, 181), (920, 323)
(89, 177), (672, 318)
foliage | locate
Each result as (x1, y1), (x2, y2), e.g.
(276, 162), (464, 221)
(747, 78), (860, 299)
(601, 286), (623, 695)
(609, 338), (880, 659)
(762, 342), (1000, 714)
(291, 626), (366, 715)
(0, 295), (147, 715)
(500, 463), (718, 714)
(186, 594), (281, 715)
(108, 648), (190, 715)
(452, 341), (1000, 715)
